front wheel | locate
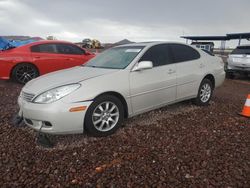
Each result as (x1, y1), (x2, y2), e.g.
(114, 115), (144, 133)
(194, 79), (213, 106)
(84, 95), (124, 137)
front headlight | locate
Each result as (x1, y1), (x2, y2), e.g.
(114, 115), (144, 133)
(33, 84), (81, 104)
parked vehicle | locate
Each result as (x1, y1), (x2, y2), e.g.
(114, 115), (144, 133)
(0, 40), (95, 84)
(226, 45), (250, 78)
(17, 42), (225, 136)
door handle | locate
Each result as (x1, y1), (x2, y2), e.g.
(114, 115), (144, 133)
(34, 56), (41, 59)
(66, 58), (74, 61)
(168, 69), (176, 74)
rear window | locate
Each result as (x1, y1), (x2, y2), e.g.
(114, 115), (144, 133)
(231, 46), (250, 55)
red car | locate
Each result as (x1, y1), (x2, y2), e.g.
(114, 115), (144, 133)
(0, 40), (95, 84)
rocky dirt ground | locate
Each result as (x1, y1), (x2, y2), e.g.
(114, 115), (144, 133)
(0, 78), (249, 187)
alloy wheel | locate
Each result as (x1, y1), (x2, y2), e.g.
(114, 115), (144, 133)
(200, 83), (212, 103)
(92, 101), (120, 132)
(15, 65), (37, 83)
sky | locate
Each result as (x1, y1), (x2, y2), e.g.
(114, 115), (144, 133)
(0, 0), (250, 47)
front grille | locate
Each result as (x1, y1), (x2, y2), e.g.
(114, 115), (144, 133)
(22, 92), (35, 102)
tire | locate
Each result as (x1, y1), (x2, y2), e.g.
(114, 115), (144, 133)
(84, 95), (124, 137)
(12, 63), (39, 84)
(226, 72), (235, 79)
(194, 79), (213, 106)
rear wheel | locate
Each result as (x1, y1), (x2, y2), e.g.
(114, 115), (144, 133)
(12, 63), (39, 84)
(84, 95), (124, 137)
(194, 79), (213, 106)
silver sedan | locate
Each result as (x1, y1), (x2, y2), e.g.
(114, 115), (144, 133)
(18, 42), (225, 136)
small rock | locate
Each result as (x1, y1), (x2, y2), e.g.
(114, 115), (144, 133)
(185, 174), (194, 179)
(71, 179), (78, 184)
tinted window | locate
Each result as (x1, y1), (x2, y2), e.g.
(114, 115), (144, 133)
(31, 44), (57, 53)
(140, 44), (173, 67)
(56, 44), (85, 55)
(170, 44), (200, 63)
(231, 46), (250, 55)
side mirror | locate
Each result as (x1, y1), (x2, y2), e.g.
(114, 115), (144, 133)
(132, 61), (153, 71)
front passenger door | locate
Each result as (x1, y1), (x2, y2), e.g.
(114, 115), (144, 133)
(129, 44), (177, 114)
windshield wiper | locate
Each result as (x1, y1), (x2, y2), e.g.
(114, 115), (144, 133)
(82, 65), (121, 69)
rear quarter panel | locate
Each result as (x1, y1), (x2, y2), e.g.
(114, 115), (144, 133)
(0, 48), (32, 79)
(201, 52), (225, 88)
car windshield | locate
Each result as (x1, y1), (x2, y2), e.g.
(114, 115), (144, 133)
(231, 46), (250, 55)
(85, 46), (145, 69)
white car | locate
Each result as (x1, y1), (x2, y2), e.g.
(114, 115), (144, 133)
(226, 45), (250, 78)
(17, 42), (225, 136)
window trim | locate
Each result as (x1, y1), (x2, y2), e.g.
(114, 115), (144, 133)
(30, 43), (86, 55)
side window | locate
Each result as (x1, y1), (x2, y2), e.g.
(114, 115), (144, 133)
(170, 44), (200, 63)
(56, 44), (85, 55)
(139, 44), (173, 67)
(31, 44), (57, 53)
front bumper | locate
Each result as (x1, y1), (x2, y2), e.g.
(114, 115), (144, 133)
(18, 96), (93, 134)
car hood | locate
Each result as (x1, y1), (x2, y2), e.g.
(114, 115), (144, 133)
(23, 66), (119, 94)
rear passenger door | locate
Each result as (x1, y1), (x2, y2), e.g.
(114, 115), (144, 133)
(55, 44), (89, 68)
(170, 44), (204, 100)
(129, 44), (177, 114)
(31, 43), (66, 74)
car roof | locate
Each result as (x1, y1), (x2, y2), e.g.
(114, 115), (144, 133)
(8, 40), (82, 52)
(116, 41), (190, 48)
(28, 40), (74, 46)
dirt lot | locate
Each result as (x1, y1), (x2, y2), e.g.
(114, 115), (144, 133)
(0, 78), (249, 187)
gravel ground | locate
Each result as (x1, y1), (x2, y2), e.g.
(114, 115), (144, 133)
(0, 78), (249, 187)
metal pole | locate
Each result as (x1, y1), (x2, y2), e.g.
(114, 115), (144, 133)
(220, 40), (225, 55)
(238, 36), (242, 46)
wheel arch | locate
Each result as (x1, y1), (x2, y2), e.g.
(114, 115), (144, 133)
(203, 74), (215, 89)
(94, 91), (129, 118)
